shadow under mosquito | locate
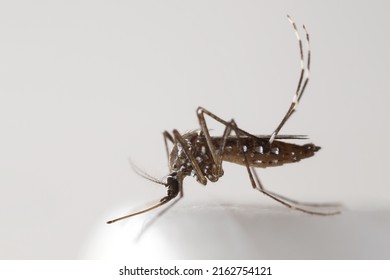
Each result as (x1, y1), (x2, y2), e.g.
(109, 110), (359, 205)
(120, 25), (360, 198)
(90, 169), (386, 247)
(134, 196), (346, 242)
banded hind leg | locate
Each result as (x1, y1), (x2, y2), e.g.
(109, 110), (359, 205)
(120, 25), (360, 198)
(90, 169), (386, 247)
(269, 16), (311, 144)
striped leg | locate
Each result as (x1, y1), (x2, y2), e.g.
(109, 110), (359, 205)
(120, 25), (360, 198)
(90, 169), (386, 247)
(269, 15), (311, 144)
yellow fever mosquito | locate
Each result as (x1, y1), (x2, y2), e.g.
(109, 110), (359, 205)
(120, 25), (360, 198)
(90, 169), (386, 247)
(107, 15), (341, 224)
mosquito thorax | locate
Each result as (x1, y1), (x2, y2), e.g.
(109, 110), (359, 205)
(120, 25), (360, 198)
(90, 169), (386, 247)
(169, 142), (192, 174)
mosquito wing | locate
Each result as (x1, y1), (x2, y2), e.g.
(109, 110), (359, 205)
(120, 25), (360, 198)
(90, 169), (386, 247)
(256, 134), (308, 140)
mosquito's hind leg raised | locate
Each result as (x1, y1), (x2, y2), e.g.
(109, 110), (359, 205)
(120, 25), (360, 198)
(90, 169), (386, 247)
(269, 16), (311, 144)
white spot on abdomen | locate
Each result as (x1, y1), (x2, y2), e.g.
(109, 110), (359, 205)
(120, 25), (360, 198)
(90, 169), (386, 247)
(271, 147), (280, 155)
(255, 146), (264, 154)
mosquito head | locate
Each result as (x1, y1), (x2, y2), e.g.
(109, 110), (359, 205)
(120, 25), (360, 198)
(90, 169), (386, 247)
(105, 161), (183, 224)
(127, 159), (182, 201)
(162, 172), (181, 202)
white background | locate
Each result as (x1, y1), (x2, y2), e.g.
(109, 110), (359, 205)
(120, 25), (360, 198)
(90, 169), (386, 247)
(0, 0), (389, 259)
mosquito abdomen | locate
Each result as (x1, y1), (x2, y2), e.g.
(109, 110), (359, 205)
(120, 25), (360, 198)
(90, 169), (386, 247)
(214, 137), (320, 168)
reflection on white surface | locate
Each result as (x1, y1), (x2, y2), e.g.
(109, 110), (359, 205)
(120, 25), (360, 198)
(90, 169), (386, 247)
(81, 204), (390, 259)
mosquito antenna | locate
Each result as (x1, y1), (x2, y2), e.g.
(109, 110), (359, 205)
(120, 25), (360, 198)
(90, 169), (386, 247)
(106, 198), (172, 224)
(128, 158), (165, 186)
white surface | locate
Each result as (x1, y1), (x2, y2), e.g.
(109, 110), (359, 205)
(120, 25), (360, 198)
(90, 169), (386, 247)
(0, 1), (390, 259)
(83, 205), (390, 259)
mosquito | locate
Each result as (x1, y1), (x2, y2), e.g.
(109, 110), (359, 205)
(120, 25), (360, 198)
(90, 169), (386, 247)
(107, 15), (341, 224)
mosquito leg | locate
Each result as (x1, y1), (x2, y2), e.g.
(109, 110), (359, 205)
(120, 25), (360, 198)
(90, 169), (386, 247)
(252, 167), (340, 207)
(258, 188), (340, 215)
(214, 122), (233, 177)
(211, 118), (248, 179)
(172, 129), (208, 185)
(269, 16), (311, 144)
(200, 115), (258, 188)
(196, 107), (226, 172)
(250, 167), (341, 215)
(196, 107), (307, 142)
(196, 107), (258, 178)
(197, 107), (257, 138)
(163, 131), (174, 170)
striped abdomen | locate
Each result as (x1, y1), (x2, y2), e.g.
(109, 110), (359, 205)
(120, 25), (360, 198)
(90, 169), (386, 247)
(212, 136), (320, 168)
